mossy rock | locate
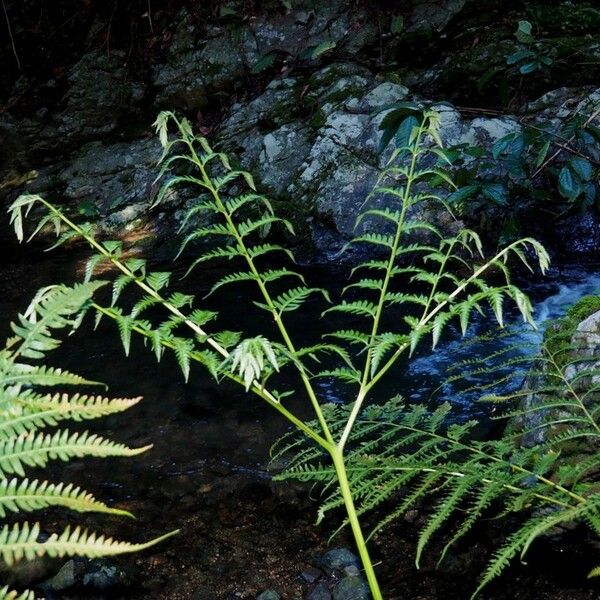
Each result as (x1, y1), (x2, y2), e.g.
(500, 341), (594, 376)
(545, 295), (600, 368)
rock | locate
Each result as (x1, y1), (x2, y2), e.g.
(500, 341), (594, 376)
(343, 565), (360, 577)
(406, 0), (468, 33)
(0, 556), (63, 588)
(257, 591), (281, 600)
(55, 50), (145, 143)
(510, 298), (600, 448)
(152, 10), (258, 110)
(332, 576), (370, 600)
(153, 3), (375, 111)
(301, 566), (323, 583)
(82, 559), (127, 589)
(259, 124), (312, 195)
(41, 559), (77, 592)
(217, 58), (531, 261)
(318, 548), (360, 572)
(346, 82), (410, 113)
(25, 137), (163, 225)
(307, 582), (332, 600)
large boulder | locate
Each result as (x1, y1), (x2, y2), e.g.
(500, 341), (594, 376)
(216, 64), (522, 260)
(152, 3), (376, 111)
(24, 138), (162, 229)
(55, 50), (145, 142)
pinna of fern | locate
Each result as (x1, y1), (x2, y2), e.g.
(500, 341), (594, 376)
(0, 282), (177, 598)
(8, 108), (553, 598)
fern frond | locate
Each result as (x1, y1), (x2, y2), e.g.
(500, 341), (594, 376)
(8, 283), (105, 361)
(0, 522), (178, 566)
(0, 393), (141, 438)
(0, 586), (37, 600)
(0, 478), (133, 518)
(0, 430), (150, 478)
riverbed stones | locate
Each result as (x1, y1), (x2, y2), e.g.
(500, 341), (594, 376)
(318, 548), (360, 572)
(301, 566), (323, 583)
(257, 590), (281, 600)
(41, 559), (77, 592)
(332, 575), (370, 600)
(307, 582), (332, 600)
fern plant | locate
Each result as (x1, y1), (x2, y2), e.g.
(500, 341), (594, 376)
(8, 109), (550, 598)
(0, 283), (176, 600)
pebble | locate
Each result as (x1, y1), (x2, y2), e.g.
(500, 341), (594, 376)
(301, 566), (323, 583)
(318, 548), (360, 572)
(332, 576), (370, 600)
(257, 591), (281, 600)
(307, 582), (332, 600)
(41, 559), (76, 591)
(343, 565), (360, 577)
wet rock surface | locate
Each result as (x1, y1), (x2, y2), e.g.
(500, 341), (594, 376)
(1, 1), (598, 262)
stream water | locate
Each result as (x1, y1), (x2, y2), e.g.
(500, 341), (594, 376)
(1, 242), (600, 598)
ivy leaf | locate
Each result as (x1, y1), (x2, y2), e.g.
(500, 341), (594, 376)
(481, 183), (509, 206)
(534, 140), (551, 168)
(558, 166), (582, 201)
(492, 133), (520, 160)
(519, 61), (539, 75)
(447, 184), (479, 205)
(570, 157), (593, 182)
(300, 40), (337, 60)
(251, 51), (279, 74)
(506, 49), (535, 65)
(377, 103), (423, 152)
(515, 20), (534, 44)
(395, 115), (421, 151)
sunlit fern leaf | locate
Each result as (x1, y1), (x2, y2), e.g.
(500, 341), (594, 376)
(0, 393), (141, 439)
(9, 110), (558, 599)
(0, 478), (133, 518)
(0, 364), (98, 391)
(0, 283), (176, 594)
(369, 333), (408, 376)
(0, 585), (37, 600)
(228, 336), (280, 390)
(0, 522), (178, 567)
(8, 283), (105, 362)
(313, 368), (362, 384)
(272, 287), (328, 314)
(325, 330), (370, 347)
(323, 300), (378, 319)
(208, 271), (257, 295)
(273, 387), (600, 596)
(0, 429), (149, 478)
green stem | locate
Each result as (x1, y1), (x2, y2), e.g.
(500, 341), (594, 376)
(331, 447), (383, 600)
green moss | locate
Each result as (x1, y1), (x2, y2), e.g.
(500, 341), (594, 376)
(544, 294), (600, 368)
(566, 295), (600, 322)
(308, 109), (327, 130)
